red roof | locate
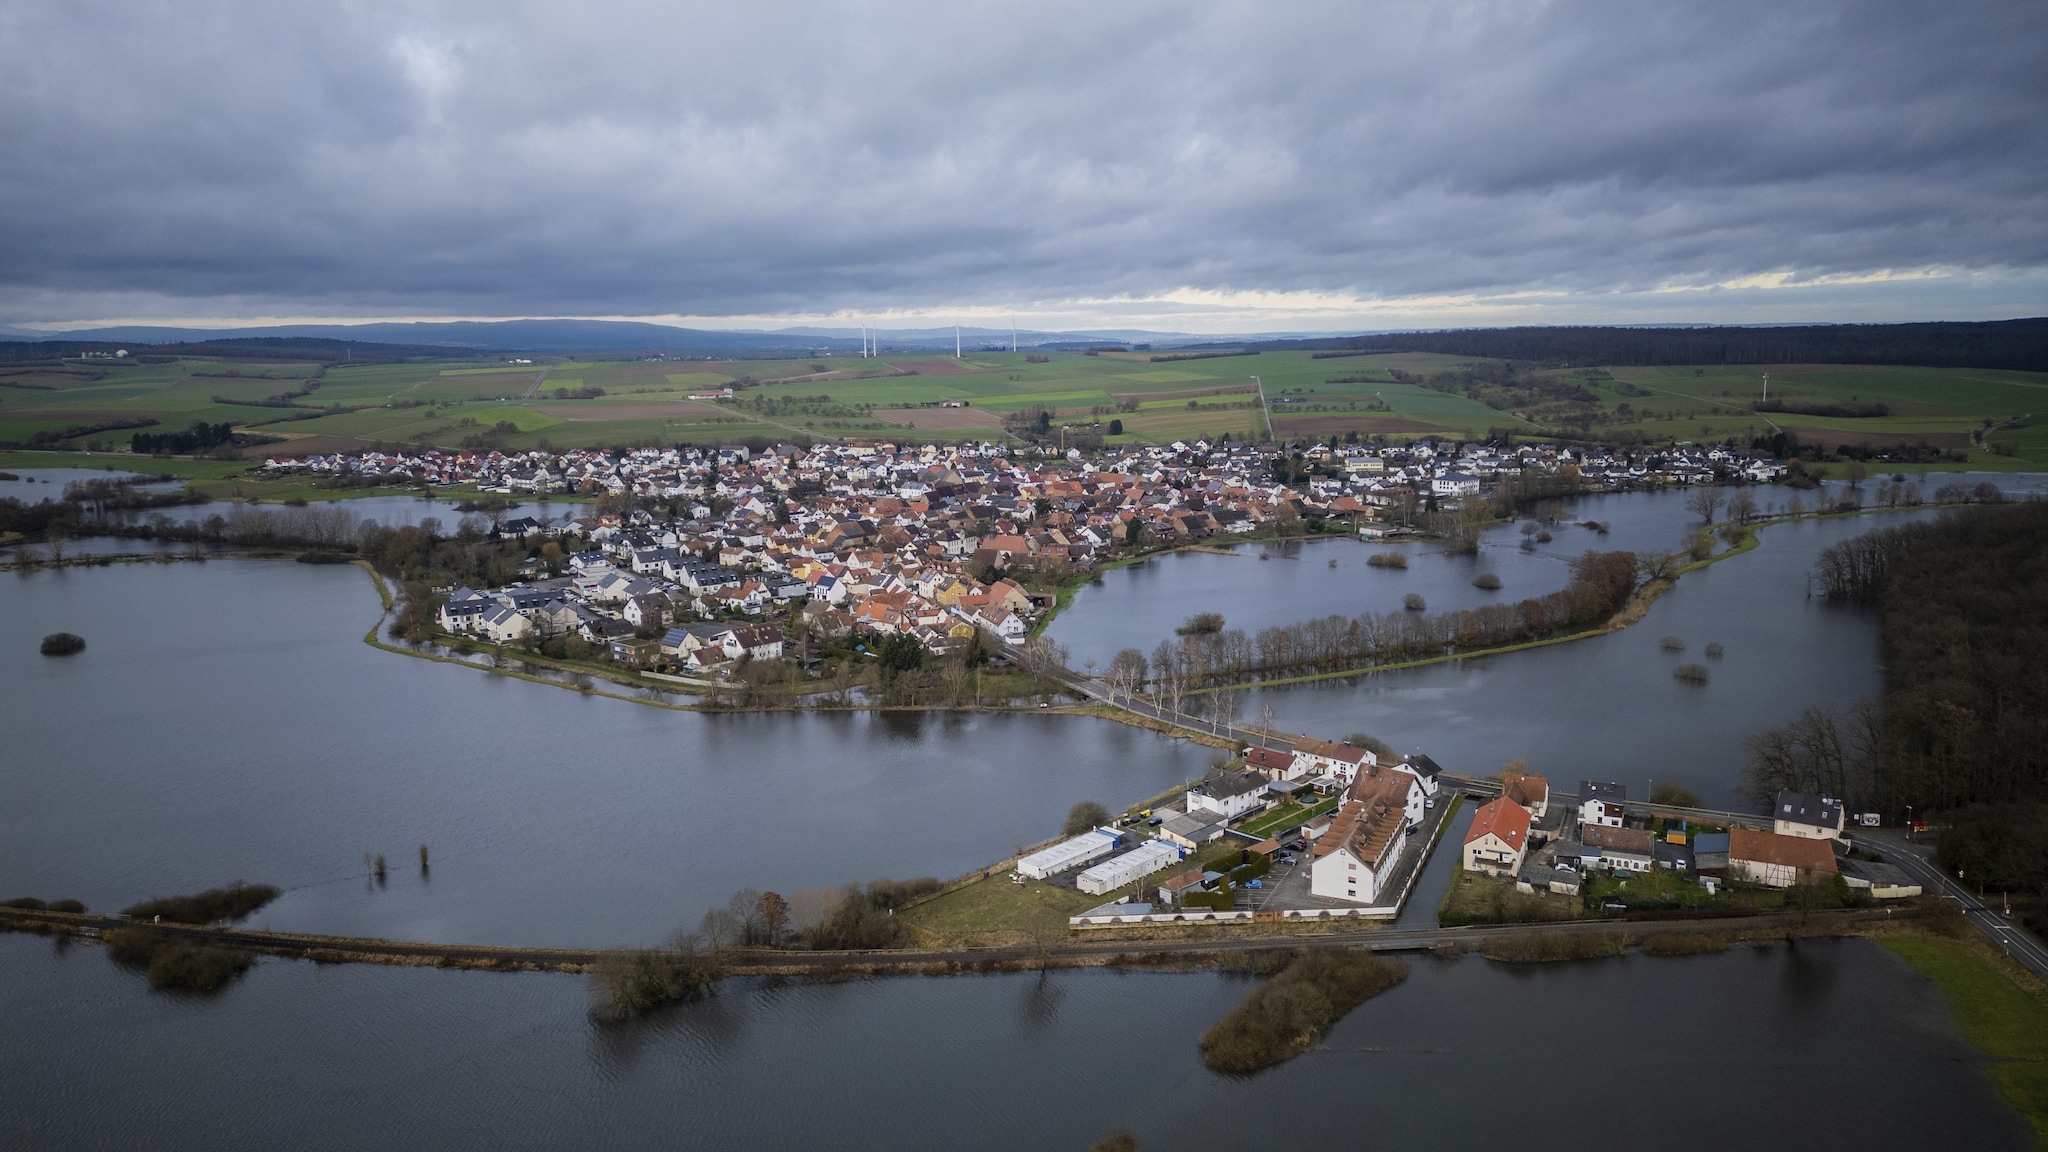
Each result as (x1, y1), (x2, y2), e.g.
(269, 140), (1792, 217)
(1465, 797), (1530, 851)
(1246, 747), (1296, 774)
(1729, 826), (1838, 874)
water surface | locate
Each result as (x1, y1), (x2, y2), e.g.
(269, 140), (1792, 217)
(0, 934), (2022, 1152)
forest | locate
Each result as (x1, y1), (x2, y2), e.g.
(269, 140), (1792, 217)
(1753, 501), (2047, 892)
(1246, 317), (2048, 373)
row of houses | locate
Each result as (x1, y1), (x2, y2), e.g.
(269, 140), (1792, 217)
(1463, 781), (1919, 900)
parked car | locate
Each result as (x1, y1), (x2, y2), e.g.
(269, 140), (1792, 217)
(1284, 839), (1306, 852)
(1277, 854), (1297, 866)
(1244, 879), (1263, 889)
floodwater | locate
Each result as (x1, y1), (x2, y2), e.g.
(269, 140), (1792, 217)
(0, 933), (2025, 1151)
(6, 472), (2045, 1148)
(1046, 475), (2046, 670)
(2, 559), (1209, 946)
(1243, 507), (1934, 810)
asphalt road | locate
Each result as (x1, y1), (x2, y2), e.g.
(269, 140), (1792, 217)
(1858, 832), (2048, 982)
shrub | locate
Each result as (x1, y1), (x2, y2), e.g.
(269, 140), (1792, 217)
(3, 897), (86, 913)
(39, 633), (85, 656)
(1198, 950), (1407, 1073)
(1064, 801), (1111, 836)
(1659, 636), (1685, 652)
(1181, 886), (1235, 912)
(1176, 612), (1226, 636)
(1365, 552), (1407, 569)
(1477, 931), (1628, 963)
(1673, 663), (1709, 685)
(588, 944), (726, 1020)
(1638, 932), (1732, 957)
(1402, 593), (1426, 612)
(1471, 572), (1502, 590)
(102, 928), (253, 991)
(123, 882), (280, 925)
(1705, 642), (1725, 658)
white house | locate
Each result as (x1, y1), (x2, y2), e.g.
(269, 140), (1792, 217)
(478, 604), (533, 644)
(1290, 736), (1376, 785)
(1728, 826), (1838, 889)
(1186, 769), (1269, 822)
(1579, 780), (1626, 828)
(1244, 747), (1305, 781)
(1308, 771), (1411, 904)
(1462, 797), (1531, 876)
(1772, 791), (1845, 840)
(1431, 472), (1481, 498)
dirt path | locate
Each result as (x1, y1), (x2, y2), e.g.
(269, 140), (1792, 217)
(0, 906), (1903, 978)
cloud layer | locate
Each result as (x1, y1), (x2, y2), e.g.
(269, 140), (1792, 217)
(4, 1), (2044, 329)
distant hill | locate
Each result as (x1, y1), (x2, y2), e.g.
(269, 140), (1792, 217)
(0, 319), (854, 353)
(0, 318), (1237, 353)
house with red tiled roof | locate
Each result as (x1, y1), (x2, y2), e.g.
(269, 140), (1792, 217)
(1462, 797), (1531, 877)
(1728, 826), (1839, 889)
(1244, 746), (1302, 781)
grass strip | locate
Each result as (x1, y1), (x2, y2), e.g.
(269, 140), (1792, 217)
(1882, 935), (2048, 1146)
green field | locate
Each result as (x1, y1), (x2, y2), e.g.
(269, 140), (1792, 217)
(3, 349), (2043, 468)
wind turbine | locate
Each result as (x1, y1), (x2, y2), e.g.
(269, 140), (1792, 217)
(955, 323), (962, 359)
(1762, 372), (1770, 402)
(1011, 316), (1017, 354)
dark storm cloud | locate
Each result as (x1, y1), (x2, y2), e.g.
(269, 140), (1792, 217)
(1, 1), (2043, 322)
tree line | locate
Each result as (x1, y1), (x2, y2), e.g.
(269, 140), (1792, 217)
(1240, 318), (2048, 373)
(1098, 549), (1641, 697)
(1746, 501), (2048, 891)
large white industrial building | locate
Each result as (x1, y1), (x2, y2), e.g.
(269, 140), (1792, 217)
(1077, 839), (1186, 896)
(1016, 829), (1120, 879)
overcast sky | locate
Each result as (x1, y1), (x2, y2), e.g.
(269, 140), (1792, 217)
(4, 1), (2044, 332)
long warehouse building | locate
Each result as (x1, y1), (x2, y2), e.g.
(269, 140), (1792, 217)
(1077, 839), (1187, 896)
(1017, 829), (1120, 879)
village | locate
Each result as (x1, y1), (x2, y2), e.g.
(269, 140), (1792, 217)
(265, 435), (1790, 677)
(1036, 740), (1924, 931)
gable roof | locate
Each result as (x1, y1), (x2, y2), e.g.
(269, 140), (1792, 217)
(1774, 791), (1843, 830)
(1292, 736), (1371, 765)
(1245, 747), (1296, 775)
(1582, 823), (1653, 854)
(1580, 780), (1626, 804)
(1505, 774), (1549, 809)
(1728, 826), (1838, 874)
(1465, 797), (1531, 851)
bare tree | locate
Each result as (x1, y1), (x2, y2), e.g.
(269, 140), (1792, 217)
(726, 888), (764, 944)
(1106, 648), (1148, 703)
(1685, 488), (1725, 524)
(1726, 489), (1758, 525)
(698, 905), (743, 953)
